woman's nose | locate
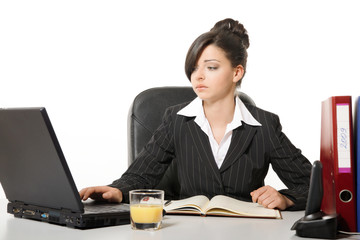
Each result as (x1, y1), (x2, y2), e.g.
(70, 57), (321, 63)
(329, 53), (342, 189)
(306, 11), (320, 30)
(193, 68), (204, 81)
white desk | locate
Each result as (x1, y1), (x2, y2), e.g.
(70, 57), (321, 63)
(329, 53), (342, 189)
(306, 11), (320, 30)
(0, 199), (358, 240)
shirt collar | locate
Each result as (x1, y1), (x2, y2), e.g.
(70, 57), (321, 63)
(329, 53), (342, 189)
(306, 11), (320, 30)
(177, 96), (262, 127)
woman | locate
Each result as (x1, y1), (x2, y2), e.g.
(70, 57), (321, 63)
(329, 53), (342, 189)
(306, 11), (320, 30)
(80, 18), (312, 210)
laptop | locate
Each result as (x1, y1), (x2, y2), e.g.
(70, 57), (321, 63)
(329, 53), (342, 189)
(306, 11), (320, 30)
(0, 107), (130, 228)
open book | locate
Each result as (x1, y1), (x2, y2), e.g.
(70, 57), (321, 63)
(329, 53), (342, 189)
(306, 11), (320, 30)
(164, 195), (282, 219)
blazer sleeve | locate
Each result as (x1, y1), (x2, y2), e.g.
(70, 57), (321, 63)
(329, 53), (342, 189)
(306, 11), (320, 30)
(108, 107), (177, 202)
(266, 113), (312, 211)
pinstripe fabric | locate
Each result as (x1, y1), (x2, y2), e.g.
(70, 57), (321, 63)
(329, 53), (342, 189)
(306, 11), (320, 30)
(110, 102), (312, 210)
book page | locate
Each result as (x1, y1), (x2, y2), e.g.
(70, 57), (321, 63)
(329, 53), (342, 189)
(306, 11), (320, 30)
(164, 195), (209, 214)
(205, 195), (281, 218)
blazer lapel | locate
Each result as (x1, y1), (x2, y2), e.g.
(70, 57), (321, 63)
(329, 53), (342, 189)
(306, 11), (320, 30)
(219, 123), (257, 173)
(186, 120), (222, 182)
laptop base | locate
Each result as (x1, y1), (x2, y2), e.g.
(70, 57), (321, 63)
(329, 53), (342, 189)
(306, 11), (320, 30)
(8, 201), (130, 229)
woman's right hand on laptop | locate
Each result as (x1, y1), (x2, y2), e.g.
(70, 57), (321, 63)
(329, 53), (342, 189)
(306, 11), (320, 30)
(79, 186), (123, 203)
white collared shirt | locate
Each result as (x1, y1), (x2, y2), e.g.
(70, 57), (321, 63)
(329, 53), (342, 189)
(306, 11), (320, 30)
(177, 97), (262, 168)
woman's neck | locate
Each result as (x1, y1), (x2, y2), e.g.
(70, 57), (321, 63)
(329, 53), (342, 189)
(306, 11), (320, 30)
(203, 94), (236, 128)
(203, 93), (235, 144)
(202, 95), (236, 144)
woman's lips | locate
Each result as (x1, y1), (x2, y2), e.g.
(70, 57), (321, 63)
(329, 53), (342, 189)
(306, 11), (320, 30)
(196, 84), (207, 91)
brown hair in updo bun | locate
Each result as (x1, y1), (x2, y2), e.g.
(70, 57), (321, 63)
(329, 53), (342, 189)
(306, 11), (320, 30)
(211, 18), (249, 49)
(185, 18), (250, 87)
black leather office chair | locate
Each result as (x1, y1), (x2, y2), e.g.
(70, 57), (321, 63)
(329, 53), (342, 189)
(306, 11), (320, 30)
(128, 86), (256, 199)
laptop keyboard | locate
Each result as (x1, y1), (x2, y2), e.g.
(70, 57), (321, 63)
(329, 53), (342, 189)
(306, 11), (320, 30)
(84, 202), (130, 214)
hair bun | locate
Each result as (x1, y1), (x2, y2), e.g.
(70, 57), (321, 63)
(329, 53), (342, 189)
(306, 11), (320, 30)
(211, 18), (250, 49)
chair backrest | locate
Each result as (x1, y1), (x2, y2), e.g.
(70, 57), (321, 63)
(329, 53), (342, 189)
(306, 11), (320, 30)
(128, 86), (256, 199)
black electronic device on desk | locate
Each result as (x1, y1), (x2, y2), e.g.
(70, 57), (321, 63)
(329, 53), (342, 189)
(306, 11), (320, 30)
(291, 160), (338, 239)
(0, 107), (130, 229)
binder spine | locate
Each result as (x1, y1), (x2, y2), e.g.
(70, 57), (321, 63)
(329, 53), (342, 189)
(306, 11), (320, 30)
(320, 96), (356, 232)
(334, 100), (356, 232)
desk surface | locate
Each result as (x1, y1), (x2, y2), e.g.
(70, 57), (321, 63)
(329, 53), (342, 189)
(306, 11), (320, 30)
(0, 199), (358, 240)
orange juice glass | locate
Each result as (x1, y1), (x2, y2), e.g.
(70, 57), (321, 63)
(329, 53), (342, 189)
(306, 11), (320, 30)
(129, 189), (164, 230)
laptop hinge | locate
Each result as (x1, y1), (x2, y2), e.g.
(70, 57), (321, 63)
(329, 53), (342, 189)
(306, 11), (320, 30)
(61, 208), (73, 213)
(61, 208), (82, 214)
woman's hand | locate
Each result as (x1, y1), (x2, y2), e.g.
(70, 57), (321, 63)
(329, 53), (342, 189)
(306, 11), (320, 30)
(250, 185), (294, 210)
(79, 186), (123, 203)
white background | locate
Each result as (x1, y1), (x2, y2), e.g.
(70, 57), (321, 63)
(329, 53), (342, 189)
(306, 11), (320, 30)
(1, 0), (360, 200)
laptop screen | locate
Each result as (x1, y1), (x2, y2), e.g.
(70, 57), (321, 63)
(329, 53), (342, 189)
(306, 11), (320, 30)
(0, 108), (84, 213)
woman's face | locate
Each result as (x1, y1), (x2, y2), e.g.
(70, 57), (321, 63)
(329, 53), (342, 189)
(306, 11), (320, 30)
(190, 44), (243, 102)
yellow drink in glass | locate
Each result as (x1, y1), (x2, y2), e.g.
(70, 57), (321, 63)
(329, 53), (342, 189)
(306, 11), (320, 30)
(130, 204), (163, 223)
(129, 190), (164, 230)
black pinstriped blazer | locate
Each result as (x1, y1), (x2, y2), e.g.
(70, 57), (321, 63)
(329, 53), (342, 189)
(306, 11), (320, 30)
(110, 101), (312, 210)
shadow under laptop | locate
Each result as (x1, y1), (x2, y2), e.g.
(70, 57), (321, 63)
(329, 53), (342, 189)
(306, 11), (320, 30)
(3, 216), (137, 240)
(4, 216), (175, 240)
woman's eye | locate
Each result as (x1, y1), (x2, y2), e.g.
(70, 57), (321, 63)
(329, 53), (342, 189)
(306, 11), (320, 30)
(207, 66), (218, 70)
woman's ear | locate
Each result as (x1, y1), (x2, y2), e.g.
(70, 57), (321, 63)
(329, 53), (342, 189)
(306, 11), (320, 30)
(233, 65), (245, 84)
